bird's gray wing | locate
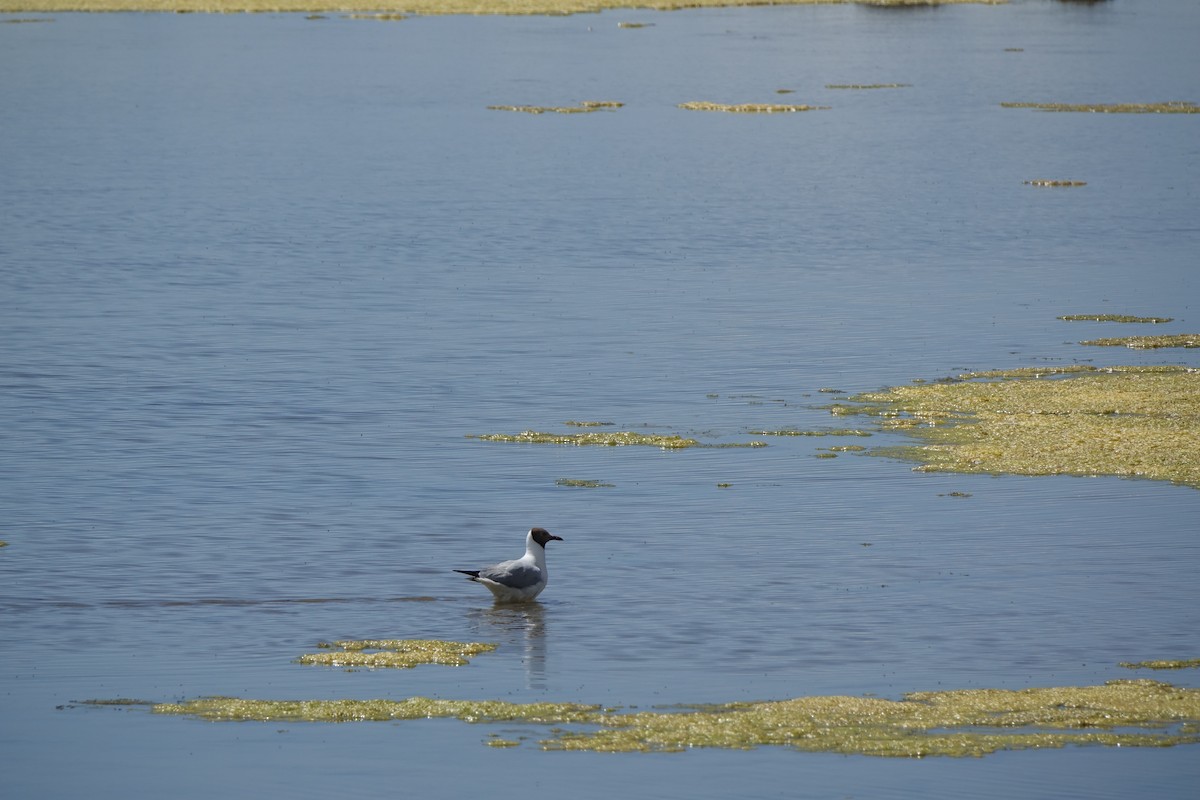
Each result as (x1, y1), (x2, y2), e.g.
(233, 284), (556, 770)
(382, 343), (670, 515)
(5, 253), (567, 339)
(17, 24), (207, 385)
(477, 560), (543, 589)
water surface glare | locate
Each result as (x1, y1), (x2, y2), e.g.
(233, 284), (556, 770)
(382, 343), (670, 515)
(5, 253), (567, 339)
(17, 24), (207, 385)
(2, 3), (1199, 799)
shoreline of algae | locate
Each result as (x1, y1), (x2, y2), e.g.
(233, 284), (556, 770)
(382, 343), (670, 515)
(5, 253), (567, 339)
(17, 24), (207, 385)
(834, 366), (1200, 489)
(0, 0), (1005, 14)
(152, 679), (1200, 757)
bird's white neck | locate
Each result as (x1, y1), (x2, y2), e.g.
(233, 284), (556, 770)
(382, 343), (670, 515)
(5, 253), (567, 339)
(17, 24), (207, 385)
(525, 532), (548, 570)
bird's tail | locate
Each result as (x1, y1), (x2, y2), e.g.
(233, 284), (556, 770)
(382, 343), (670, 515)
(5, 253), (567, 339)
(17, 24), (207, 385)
(454, 569), (481, 580)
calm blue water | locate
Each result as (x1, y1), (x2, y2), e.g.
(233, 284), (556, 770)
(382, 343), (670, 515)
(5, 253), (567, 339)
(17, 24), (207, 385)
(2, 2), (1199, 798)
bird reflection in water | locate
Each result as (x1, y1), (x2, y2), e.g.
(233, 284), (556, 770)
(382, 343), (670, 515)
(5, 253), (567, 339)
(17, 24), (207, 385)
(467, 602), (547, 689)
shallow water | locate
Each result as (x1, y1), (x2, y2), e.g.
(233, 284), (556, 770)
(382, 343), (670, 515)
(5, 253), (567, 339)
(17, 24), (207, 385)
(2, 2), (1200, 797)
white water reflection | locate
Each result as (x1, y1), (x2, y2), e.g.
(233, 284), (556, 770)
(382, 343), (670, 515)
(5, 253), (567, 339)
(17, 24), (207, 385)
(468, 603), (548, 690)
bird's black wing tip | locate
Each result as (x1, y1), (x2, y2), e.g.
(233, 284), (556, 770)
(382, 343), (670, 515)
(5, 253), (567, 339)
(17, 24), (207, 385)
(454, 569), (481, 579)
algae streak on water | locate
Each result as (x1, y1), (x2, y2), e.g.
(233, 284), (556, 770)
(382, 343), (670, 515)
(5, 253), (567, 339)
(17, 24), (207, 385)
(152, 679), (1200, 758)
(1080, 334), (1200, 350)
(555, 478), (615, 488)
(0, 0), (1008, 13)
(488, 101), (623, 115)
(1121, 659), (1200, 671)
(1001, 101), (1200, 114)
(297, 639), (496, 668)
(154, 696), (601, 723)
(1059, 314), (1174, 324)
(838, 366), (1200, 489)
(750, 428), (871, 437)
(468, 430), (767, 449)
(678, 101), (830, 113)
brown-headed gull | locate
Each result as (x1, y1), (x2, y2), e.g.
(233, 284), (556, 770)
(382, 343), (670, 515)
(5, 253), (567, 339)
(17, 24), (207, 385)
(454, 527), (563, 603)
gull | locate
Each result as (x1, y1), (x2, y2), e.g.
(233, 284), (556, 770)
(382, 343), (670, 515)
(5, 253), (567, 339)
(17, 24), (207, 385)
(454, 527), (563, 603)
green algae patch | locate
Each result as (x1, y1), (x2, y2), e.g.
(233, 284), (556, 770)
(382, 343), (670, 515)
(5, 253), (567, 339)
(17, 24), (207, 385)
(148, 678), (1200, 757)
(297, 639), (497, 669)
(489, 101), (623, 115)
(564, 420), (614, 427)
(468, 430), (766, 449)
(1001, 101), (1199, 114)
(1060, 314), (1173, 324)
(1081, 335), (1200, 350)
(543, 679), (1200, 756)
(839, 366), (1200, 489)
(556, 478), (615, 488)
(1024, 179), (1086, 187)
(750, 428), (872, 437)
(679, 101), (830, 114)
(153, 696), (601, 724)
(1121, 659), (1200, 671)
(486, 736), (523, 747)
(826, 83), (911, 89)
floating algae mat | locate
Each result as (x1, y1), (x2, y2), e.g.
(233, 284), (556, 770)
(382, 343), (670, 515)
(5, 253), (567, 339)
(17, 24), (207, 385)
(834, 366), (1200, 489)
(1080, 334), (1199, 350)
(488, 101), (623, 115)
(297, 639), (496, 669)
(1001, 101), (1200, 114)
(825, 83), (911, 89)
(555, 478), (615, 488)
(750, 428), (872, 437)
(468, 430), (766, 449)
(0, 0), (1007, 14)
(678, 101), (830, 113)
(1059, 314), (1174, 324)
(1122, 659), (1200, 671)
(1024, 179), (1086, 187)
(154, 696), (601, 724)
(151, 679), (1200, 758)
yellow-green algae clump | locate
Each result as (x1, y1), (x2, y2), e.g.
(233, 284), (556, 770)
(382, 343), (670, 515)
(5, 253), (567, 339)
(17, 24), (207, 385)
(152, 679), (1200, 758)
(826, 83), (911, 89)
(468, 430), (766, 449)
(679, 101), (830, 114)
(1002, 101), (1199, 114)
(1122, 659), (1200, 671)
(1081, 335), (1199, 350)
(1024, 179), (1087, 187)
(297, 639), (497, 669)
(556, 478), (615, 488)
(1060, 314), (1173, 324)
(488, 101), (623, 114)
(839, 366), (1200, 489)
(0, 0), (1007, 14)
(154, 696), (600, 724)
(750, 428), (872, 437)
